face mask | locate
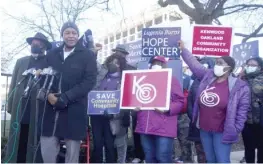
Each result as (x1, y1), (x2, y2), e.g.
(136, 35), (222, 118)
(245, 66), (258, 74)
(151, 65), (162, 70)
(108, 64), (119, 73)
(214, 65), (229, 77)
(203, 64), (209, 69)
(31, 44), (43, 55)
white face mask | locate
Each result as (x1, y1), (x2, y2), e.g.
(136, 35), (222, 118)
(151, 65), (162, 70)
(203, 64), (208, 69)
(245, 66), (258, 74)
(214, 65), (229, 77)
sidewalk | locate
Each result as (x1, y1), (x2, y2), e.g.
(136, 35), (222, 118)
(193, 150), (244, 163)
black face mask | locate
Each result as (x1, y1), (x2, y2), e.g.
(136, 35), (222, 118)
(31, 44), (44, 55)
(107, 64), (119, 73)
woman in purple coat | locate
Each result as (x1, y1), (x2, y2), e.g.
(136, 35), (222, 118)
(178, 41), (250, 163)
(135, 56), (184, 163)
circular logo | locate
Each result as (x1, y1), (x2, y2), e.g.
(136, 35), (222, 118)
(136, 83), (157, 104)
(200, 90), (220, 107)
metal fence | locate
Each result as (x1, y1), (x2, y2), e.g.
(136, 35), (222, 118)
(1, 73), (12, 137)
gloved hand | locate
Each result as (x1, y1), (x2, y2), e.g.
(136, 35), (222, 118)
(54, 93), (68, 110)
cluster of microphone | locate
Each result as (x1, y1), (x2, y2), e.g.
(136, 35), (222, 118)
(21, 67), (58, 101)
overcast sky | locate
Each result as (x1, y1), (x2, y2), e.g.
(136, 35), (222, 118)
(0, 0), (262, 73)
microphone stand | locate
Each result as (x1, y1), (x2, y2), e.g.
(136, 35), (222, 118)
(32, 73), (55, 163)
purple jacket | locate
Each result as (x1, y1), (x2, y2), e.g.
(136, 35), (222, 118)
(135, 77), (184, 138)
(181, 48), (250, 143)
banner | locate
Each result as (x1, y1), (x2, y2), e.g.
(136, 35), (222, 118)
(232, 40), (259, 68)
(125, 40), (150, 67)
(87, 90), (120, 115)
(142, 27), (181, 58)
(137, 60), (183, 89)
(192, 25), (233, 57)
(120, 69), (172, 110)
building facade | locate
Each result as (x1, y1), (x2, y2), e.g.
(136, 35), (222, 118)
(96, 6), (190, 63)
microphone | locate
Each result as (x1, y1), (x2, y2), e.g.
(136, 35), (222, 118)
(46, 68), (57, 93)
(37, 67), (51, 101)
(23, 69), (42, 98)
(15, 68), (34, 87)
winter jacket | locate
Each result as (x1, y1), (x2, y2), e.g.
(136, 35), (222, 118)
(42, 43), (97, 140)
(92, 64), (130, 136)
(187, 57), (215, 142)
(135, 76), (184, 138)
(243, 72), (263, 127)
(181, 48), (250, 143)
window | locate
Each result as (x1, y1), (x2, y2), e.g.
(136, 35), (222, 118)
(169, 12), (182, 21)
(122, 38), (127, 44)
(137, 24), (143, 32)
(164, 14), (167, 21)
(146, 20), (152, 27)
(130, 28), (135, 35)
(154, 16), (162, 25)
(1, 84), (5, 88)
(110, 36), (114, 43)
(137, 32), (142, 39)
(104, 38), (108, 44)
(110, 43), (114, 49)
(116, 33), (121, 40)
(123, 31), (128, 37)
(129, 35), (135, 41)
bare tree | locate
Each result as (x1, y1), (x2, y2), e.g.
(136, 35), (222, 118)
(158, 0), (263, 42)
(3, 0), (110, 41)
(1, 0), (110, 72)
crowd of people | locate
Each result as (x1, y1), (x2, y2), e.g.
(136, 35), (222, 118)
(4, 21), (263, 163)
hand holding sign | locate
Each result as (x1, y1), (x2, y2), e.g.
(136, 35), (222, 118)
(154, 108), (168, 113)
(178, 40), (185, 51)
(134, 107), (141, 112)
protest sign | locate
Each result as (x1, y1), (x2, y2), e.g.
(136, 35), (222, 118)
(142, 27), (181, 58)
(126, 40), (150, 67)
(120, 69), (172, 110)
(232, 40), (259, 68)
(137, 60), (183, 89)
(88, 90), (120, 115)
(192, 25), (233, 57)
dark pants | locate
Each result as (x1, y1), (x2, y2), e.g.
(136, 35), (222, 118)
(132, 114), (144, 160)
(90, 116), (116, 163)
(140, 134), (174, 163)
(242, 123), (263, 163)
(17, 124), (29, 163)
(195, 141), (206, 163)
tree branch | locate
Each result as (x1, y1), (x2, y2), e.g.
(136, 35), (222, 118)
(40, 0), (55, 41)
(223, 4), (263, 10)
(235, 23), (263, 43)
(158, 0), (196, 18)
(189, 0), (204, 11)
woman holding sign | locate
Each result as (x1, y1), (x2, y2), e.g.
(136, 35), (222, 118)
(135, 56), (184, 163)
(90, 54), (130, 163)
(178, 40), (250, 163)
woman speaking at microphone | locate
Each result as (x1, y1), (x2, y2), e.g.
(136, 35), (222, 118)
(178, 40), (250, 163)
(134, 56), (184, 163)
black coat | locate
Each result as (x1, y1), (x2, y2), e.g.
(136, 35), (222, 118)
(41, 44), (97, 140)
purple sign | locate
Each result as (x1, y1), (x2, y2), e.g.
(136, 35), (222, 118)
(126, 40), (150, 67)
(142, 27), (181, 58)
(232, 40), (259, 68)
(87, 90), (120, 115)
